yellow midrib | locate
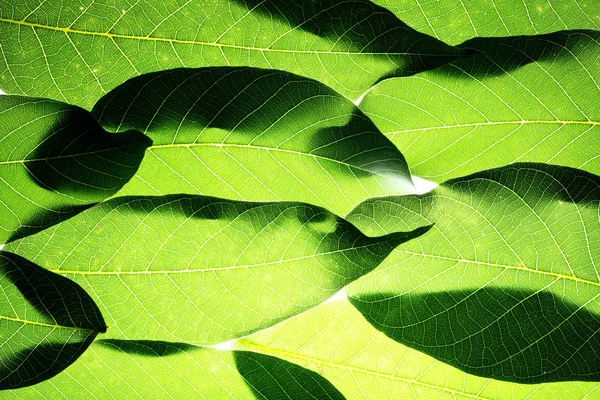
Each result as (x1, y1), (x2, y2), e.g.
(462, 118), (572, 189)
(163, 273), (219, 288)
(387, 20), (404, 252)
(384, 119), (600, 135)
(398, 250), (600, 288)
(236, 339), (491, 400)
(48, 242), (383, 275)
(0, 17), (448, 56)
(0, 314), (95, 332)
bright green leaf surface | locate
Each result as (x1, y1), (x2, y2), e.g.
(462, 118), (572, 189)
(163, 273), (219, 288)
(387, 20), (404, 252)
(374, 0), (600, 45)
(6, 339), (345, 399)
(5, 195), (423, 345)
(0, 251), (105, 389)
(0, 96), (151, 244)
(92, 67), (413, 215)
(0, 0), (466, 107)
(359, 31), (600, 183)
(239, 299), (600, 399)
(346, 163), (600, 383)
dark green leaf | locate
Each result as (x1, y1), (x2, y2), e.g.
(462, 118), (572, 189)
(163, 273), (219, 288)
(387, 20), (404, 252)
(0, 96), (151, 243)
(92, 67), (413, 215)
(0, 251), (105, 389)
(347, 163), (600, 383)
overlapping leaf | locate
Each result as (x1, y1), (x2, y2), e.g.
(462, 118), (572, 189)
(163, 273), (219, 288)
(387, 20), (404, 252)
(0, 96), (150, 243)
(238, 299), (600, 399)
(5, 339), (344, 399)
(0, 0), (466, 107)
(346, 163), (600, 383)
(0, 251), (106, 389)
(92, 67), (413, 215)
(374, 0), (600, 45)
(5, 194), (426, 345)
(359, 30), (600, 182)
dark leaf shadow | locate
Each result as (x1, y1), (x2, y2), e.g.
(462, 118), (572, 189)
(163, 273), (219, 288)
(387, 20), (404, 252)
(27, 106), (151, 199)
(451, 30), (599, 77)
(96, 339), (196, 357)
(0, 337), (96, 390)
(231, 0), (468, 76)
(235, 350), (346, 399)
(7, 203), (95, 244)
(92, 67), (411, 183)
(350, 287), (600, 383)
(443, 162), (600, 206)
(0, 251), (105, 389)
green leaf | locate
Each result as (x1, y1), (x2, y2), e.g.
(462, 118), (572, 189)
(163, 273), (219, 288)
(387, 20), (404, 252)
(0, 96), (151, 244)
(0, 251), (106, 390)
(92, 67), (413, 215)
(358, 31), (600, 183)
(0, 0), (466, 107)
(346, 163), (600, 383)
(373, 0), (600, 45)
(5, 339), (345, 399)
(5, 195), (425, 345)
(238, 299), (600, 399)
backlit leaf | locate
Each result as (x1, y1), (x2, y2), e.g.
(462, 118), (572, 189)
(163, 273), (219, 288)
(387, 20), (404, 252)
(238, 299), (600, 399)
(0, 251), (106, 389)
(92, 67), (414, 215)
(0, 95), (151, 243)
(374, 0), (600, 45)
(0, 0), (466, 107)
(346, 163), (600, 383)
(5, 339), (345, 399)
(5, 195), (426, 345)
(358, 31), (600, 182)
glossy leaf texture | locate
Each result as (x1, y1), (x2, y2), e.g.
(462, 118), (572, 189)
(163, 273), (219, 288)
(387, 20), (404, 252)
(5, 339), (345, 399)
(374, 0), (600, 45)
(238, 299), (600, 399)
(5, 194), (426, 345)
(0, 96), (151, 244)
(0, 0), (467, 107)
(358, 30), (600, 183)
(92, 67), (413, 215)
(0, 251), (106, 390)
(346, 163), (600, 383)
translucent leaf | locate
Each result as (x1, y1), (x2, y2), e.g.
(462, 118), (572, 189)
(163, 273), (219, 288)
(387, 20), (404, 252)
(0, 96), (151, 244)
(0, 251), (105, 389)
(239, 299), (600, 399)
(5, 195), (427, 345)
(92, 67), (414, 215)
(346, 163), (600, 382)
(0, 0), (466, 107)
(359, 31), (600, 183)
(5, 339), (344, 399)
(373, 0), (600, 45)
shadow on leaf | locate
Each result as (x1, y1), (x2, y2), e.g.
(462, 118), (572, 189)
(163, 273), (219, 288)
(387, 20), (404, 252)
(350, 287), (600, 383)
(0, 251), (105, 389)
(27, 106), (151, 200)
(452, 30), (598, 77)
(235, 350), (346, 399)
(96, 340), (197, 357)
(232, 0), (468, 76)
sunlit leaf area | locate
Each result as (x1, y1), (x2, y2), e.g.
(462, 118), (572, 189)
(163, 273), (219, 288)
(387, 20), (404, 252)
(1, 1), (599, 398)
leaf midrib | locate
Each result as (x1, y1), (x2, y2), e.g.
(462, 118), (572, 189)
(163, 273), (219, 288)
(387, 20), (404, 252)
(236, 339), (492, 400)
(149, 142), (388, 176)
(49, 242), (383, 276)
(0, 314), (95, 331)
(0, 17), (454, 57)
(379, 119), (599, 135)
(398, 249), (600, 288)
